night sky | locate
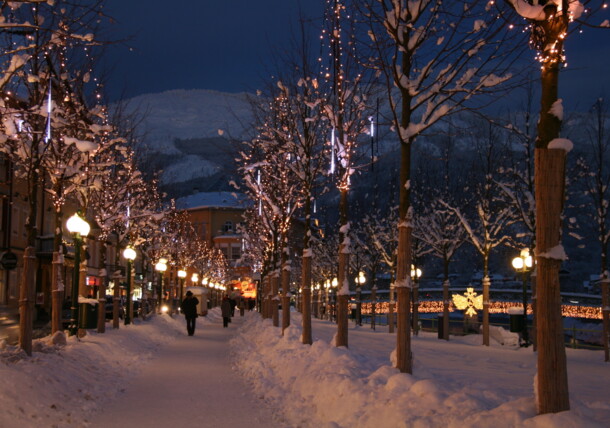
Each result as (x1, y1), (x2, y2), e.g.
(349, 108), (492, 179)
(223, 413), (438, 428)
(103, 1), (609, 109)
(103, 0), (324, 100)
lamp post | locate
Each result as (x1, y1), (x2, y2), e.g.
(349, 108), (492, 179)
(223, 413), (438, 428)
(331, 277), (338, 323)
(66, 212), (90, 336)
(178, 269), (187, 310)
(202, 277), (210, 308)
(355, 271), (366, 326)
(512, 248), (533, 347)
(123, 247), (137, 325)
(410, 265), (422, 335)
(155, 258), (168, 313)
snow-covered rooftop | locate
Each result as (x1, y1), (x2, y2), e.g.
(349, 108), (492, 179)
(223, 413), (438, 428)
(175, 191), (251, 210)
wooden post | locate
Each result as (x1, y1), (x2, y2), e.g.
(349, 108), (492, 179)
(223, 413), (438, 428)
(302, 255), (312, 345)
(51, 251), (63, 334)
(371, 286), (377, 330)
(442, 279), (450, 340)
(482, 276), (490, 346)
(602, 274), (609, 362)
(396, 222), (412, 373)
(113, 271), (121, 329)
(281, 250), (291, 333)
(19, 247), (36, 356)
(271, 272), (279, 327)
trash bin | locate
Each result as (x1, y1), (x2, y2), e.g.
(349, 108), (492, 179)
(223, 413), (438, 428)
(79, 303), (98, 329)
(437, 313), (444, 339)
(508, 307), (524, 333)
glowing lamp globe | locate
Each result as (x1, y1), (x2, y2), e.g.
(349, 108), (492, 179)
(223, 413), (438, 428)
(123, 247), (137, 261)
(66, 213), (90, 236)
(155, 261), (167, 272)
(177, 270), (187, 279)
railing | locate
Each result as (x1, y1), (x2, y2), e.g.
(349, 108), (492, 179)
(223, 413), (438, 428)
(353, 312), (604, 351)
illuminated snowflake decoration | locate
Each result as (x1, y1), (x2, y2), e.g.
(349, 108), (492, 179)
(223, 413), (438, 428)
(452, 287), (483, 317)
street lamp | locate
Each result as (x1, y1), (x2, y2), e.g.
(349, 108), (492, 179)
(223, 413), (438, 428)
(155, 258), (168, 313)
(66, 212), (90, 336)
(411, 265), (422, 335)
(512, 248), (533, 347)
(331, 277), (338, 322)
(355, 271), (366, 326)
(123, 247), (137, 325)
(178, 269), (187, 306)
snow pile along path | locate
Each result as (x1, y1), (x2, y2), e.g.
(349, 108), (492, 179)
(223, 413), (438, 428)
(230, 311), (610, 428)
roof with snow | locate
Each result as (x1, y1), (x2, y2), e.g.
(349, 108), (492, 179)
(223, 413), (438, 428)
(175, 191), (251, 210)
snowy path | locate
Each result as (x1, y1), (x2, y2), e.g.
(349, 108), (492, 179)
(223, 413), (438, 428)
(88, 315), (280, 428)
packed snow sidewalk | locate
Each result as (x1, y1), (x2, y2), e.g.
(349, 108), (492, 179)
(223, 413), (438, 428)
(89, 312), (280, 428)
(0, 309), (283, 428)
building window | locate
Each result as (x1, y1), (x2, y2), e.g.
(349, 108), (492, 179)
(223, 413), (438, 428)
(223, 221), (233, 233)
(231, 245), (241, 260)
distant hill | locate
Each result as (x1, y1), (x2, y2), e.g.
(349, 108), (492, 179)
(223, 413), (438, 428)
(122, 89), (254, 198)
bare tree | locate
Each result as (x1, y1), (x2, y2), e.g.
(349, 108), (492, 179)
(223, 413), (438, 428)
(358, 0), (522, 373)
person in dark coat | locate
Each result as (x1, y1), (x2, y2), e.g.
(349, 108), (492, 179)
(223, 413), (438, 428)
(221, 295), (232, 328)
(181, 291), (199, 336)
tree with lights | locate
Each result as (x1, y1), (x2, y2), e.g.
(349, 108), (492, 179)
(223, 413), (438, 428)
(321, 0), (374, 348)
(0, 0), (112, 354)
(358, 0), (521, 373)
(269, 67), (330, 344)
(442, 120), (518, 345)
(412, 135), (468, 340)
(238, 87), (302, 331)
(500, 0), (609, 414)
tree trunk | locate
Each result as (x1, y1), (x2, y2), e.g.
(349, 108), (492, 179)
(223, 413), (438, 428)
(77, 250), (87, 338)
(412, 279), (419, 335)
(336, 189), (349, 348)
(442, 279), (450, 341)
(51, 252), (63, 334)
(97, 243), (107, 333)
(281, 254), (291, 333)
(19, 247), (36, 356)
(113, 271), (121, 329)
(388, 287), (395, 333)
(602, 274), (609, 362)
(482, 276), (490, 346)
(301, 255), (312, 345)
(271, 272), (279, 327)
(535, 148), (569, 413)
(371, 286), (377, 330)
(396, 222), (412, 373)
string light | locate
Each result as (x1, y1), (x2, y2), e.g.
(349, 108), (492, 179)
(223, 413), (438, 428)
(360, 300), (602, 320)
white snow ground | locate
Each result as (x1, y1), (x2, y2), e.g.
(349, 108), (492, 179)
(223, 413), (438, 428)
(0, 308), (608, 428)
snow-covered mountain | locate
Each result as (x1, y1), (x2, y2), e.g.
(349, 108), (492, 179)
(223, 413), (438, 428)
(123, 89), (255, 197)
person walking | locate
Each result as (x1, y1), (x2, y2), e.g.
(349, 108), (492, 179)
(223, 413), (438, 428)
(181, 291), (199, 336)
(221, 295), (232, 328)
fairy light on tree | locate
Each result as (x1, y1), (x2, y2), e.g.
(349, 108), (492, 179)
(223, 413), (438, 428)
(319, 0), (373, 348)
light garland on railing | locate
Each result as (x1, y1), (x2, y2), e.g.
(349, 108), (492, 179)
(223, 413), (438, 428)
(358, 300), (602, 320)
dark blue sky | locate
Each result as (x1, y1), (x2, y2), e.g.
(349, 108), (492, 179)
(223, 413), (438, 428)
(103, 1), (324, 100)
(103, 1), (609, 109)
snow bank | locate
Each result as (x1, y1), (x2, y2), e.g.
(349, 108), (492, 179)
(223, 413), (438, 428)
(230, 312), (609, 428)
(0, 315), (186, 427)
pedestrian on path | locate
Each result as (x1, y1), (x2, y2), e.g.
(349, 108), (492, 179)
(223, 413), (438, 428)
(181, 291), (199, 336)
(221, 295), (232, 328)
